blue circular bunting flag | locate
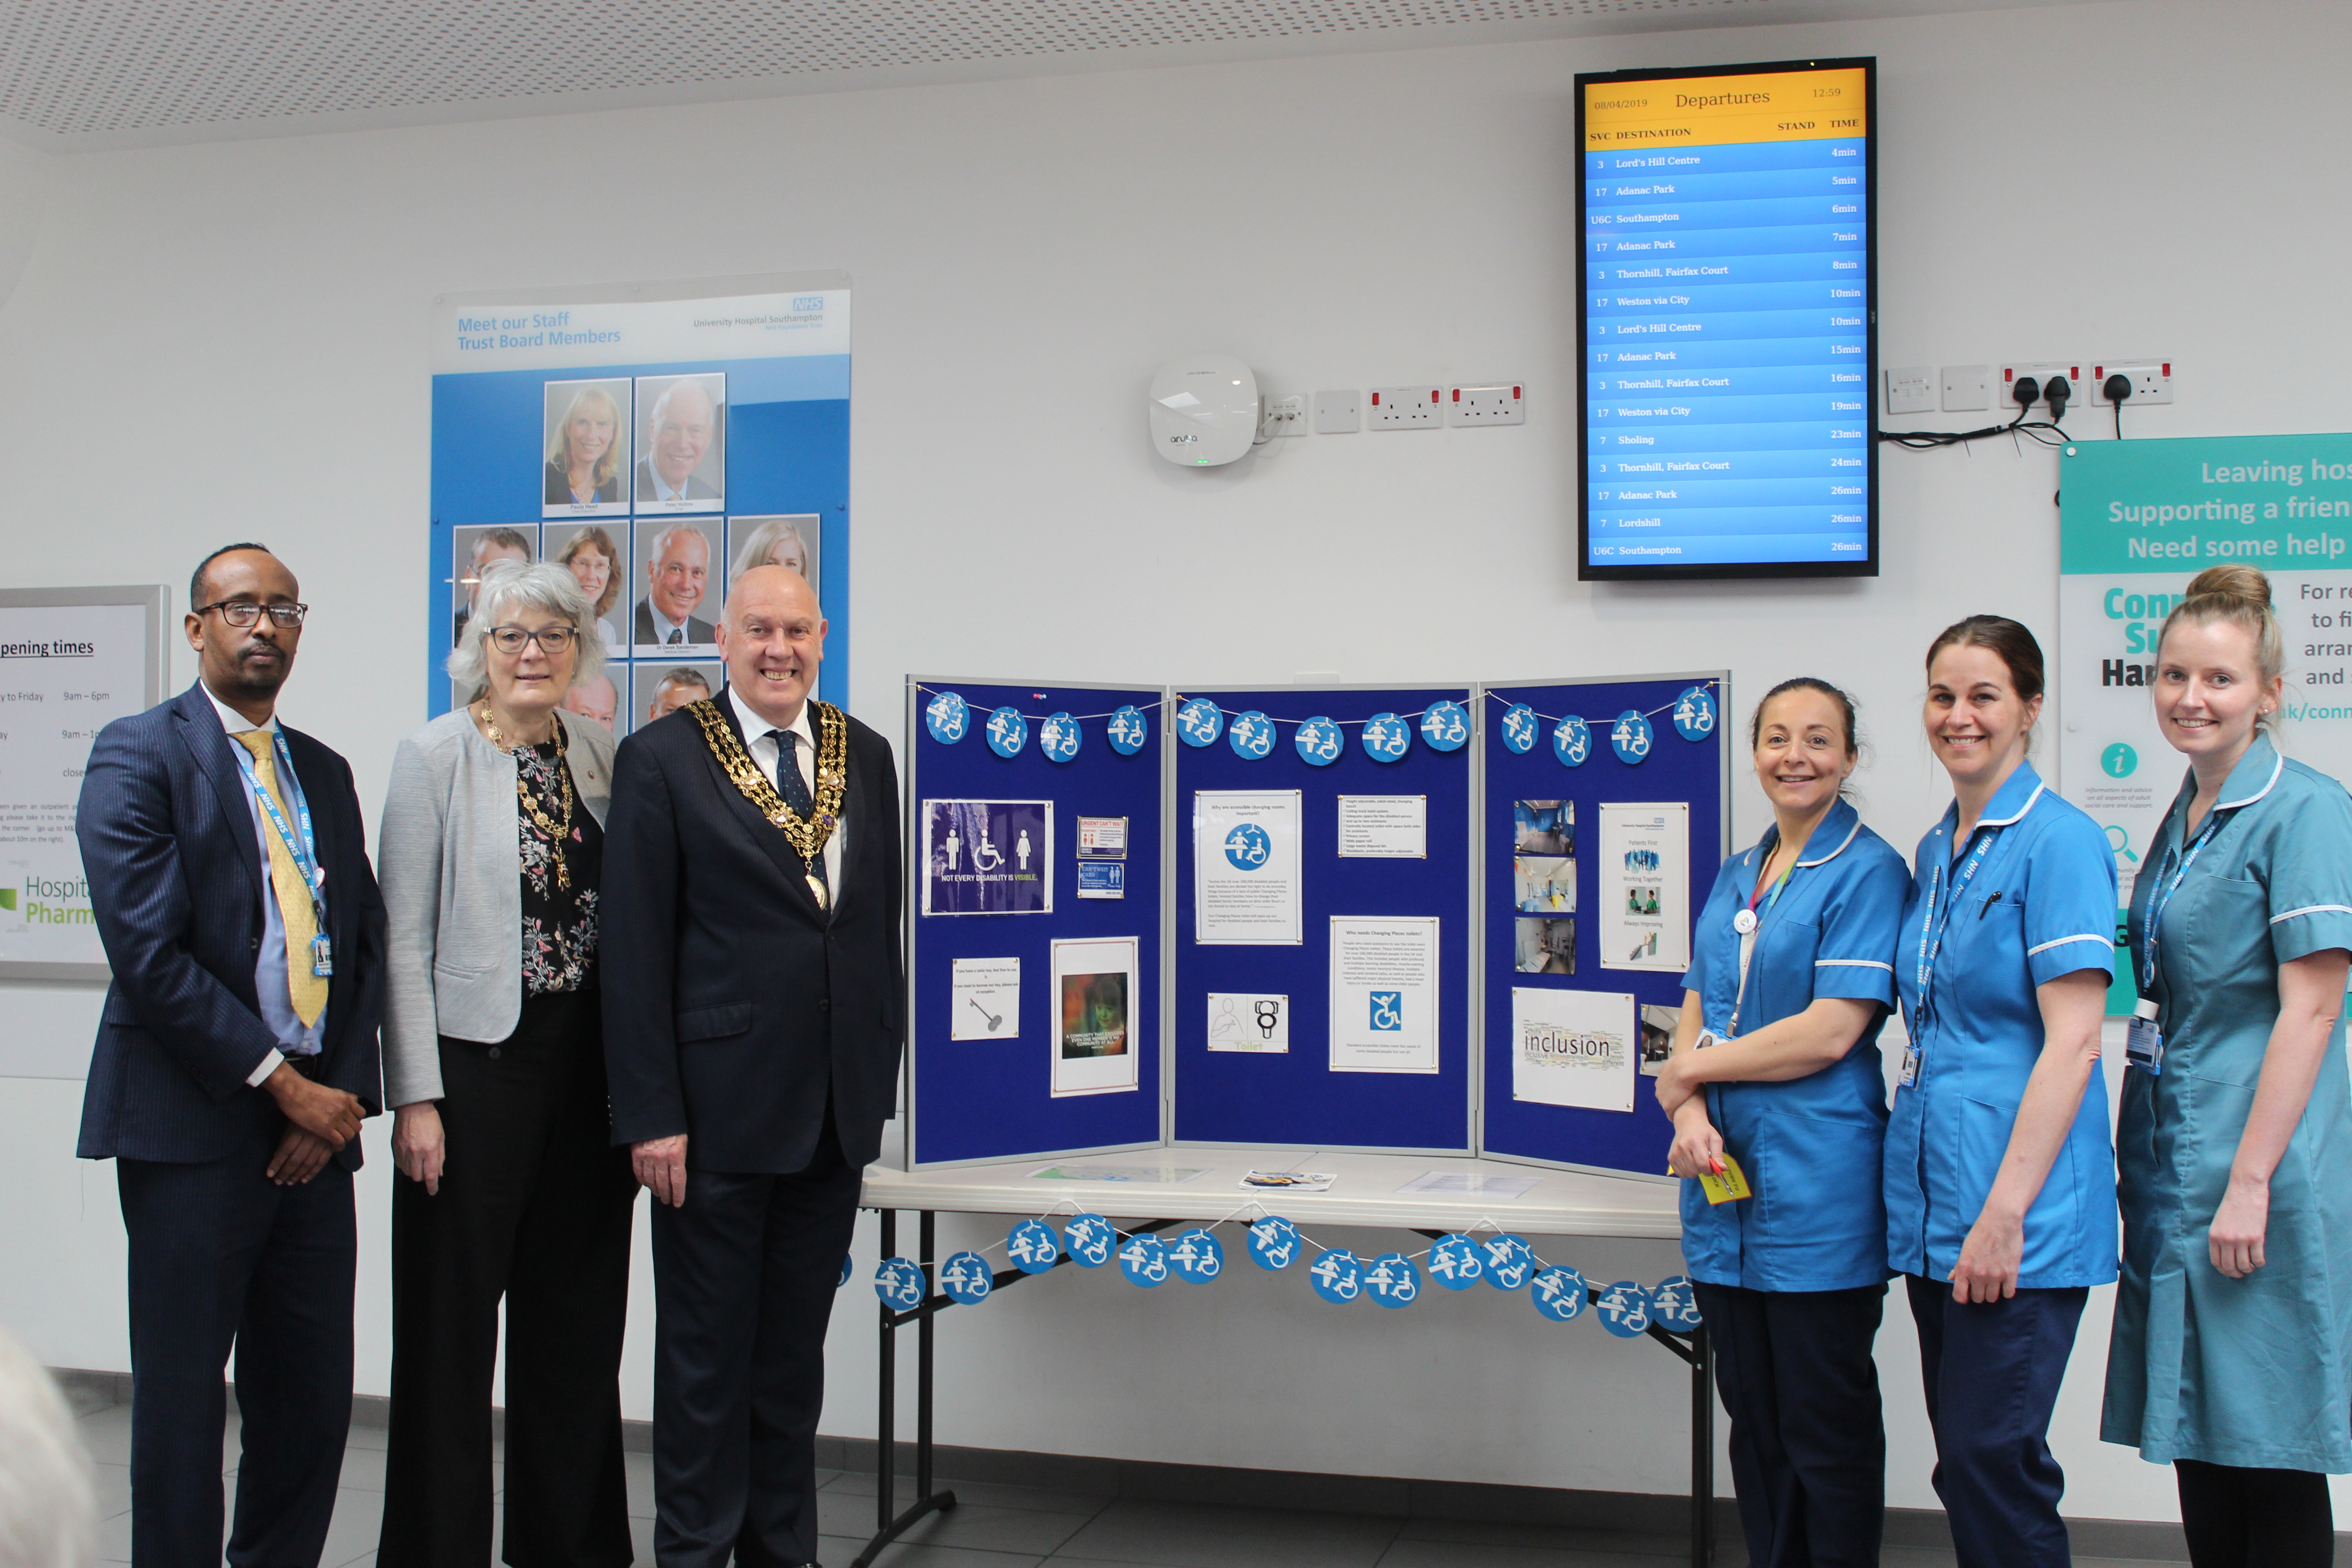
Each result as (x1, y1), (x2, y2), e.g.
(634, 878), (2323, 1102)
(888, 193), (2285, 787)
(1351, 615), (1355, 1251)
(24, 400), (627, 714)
(1106, 705), (1150, 755)
(1480, 1235), (1537, 1292)
(1610, 710), (1652, 765)
(1247, 1216), (1301, 1270)
(1039, 712), (1081, 762)
(1309, 1248), (1365, 1303)
(1672, 687), (1717, 742)
(924, 691), (969, 745)
(874, 1257), (925, 1312)
(1294, 717), (1343, 767)
(940, 1250), (994, 1305)
(838, 1254), (853, 1288)
(1530, 1266), (1588, 1323)
(1594, 1279), (1653, 1337)
(1175, 698), (1223, 747)
(1650, 1275), (1702, 1332)
(1365, 1252), (1421, 1308)
(1167, 1228), (1225, 1283)
(985, 706), (1028, 758)
(1117, 1231), (1170, 1286)
(1063, 1214), (1116, 1268)
(1426, 1234), (1484, 1291)
(1361, 713), (1411, 763)
(1500, 704), (1538, 755)
(1553, 715), (1592, 768)
(1419, 701), (1470, 753)
(1227, 710), (1275, 760)
(1006, 1219), (1060, 1274)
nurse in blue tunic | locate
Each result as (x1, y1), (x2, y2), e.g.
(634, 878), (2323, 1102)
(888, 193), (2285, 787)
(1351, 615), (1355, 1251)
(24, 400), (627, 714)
(2100, 566), (2352, 1568)
(1654, 678), (1910, 1568)
(1884, 616), (2118, 1568)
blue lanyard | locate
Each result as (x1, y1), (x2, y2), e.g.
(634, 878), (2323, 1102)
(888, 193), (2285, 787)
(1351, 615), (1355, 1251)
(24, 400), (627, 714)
(2139, 807), (2229, 994)
(1913, 824), (1999, 1015)
(230, 730), (323, 902)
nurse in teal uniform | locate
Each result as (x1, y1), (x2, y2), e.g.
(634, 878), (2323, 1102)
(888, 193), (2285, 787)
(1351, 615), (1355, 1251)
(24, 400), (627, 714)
(2101, 566), (2352, 1568)
(1884, 616), (2118, 1568)
(1654, 678), (1909, 1568)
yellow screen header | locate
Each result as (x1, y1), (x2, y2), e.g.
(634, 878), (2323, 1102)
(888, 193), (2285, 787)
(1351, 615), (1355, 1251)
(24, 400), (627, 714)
(1584, 67), (1867, 151)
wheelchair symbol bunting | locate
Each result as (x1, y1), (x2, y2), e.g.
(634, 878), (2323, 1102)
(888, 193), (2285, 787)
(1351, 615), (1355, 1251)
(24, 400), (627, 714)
(874, 1257), (925, 1312)
(1247, 1216), (1300, 1270)
(1672, 687), (1716, 742)
(1309, 1248), (1365, 1303)
(1294, 717), (1343, 767)
(1167, 1228), (1225, 1283)
(1553, 715), (1592, 768)
(1419, 701), (1469, 753)
(940, 1250), (994, 1305)
(1106, 705), (1150, 756)
(1500, 704), (1538, 755)
(1118, 1232), (1170, 1286)
(1228, 710), (1275, 760)
(924, 691), (969, 745)
(1063, 1214), (1116, 1267)
(1006, 1219), (1060, 1274)
(1039, 712), (1082, 762)
(985, 706), (1028, 758)
(1650, 1275), (1702, 1332)
(1176, 698), (1223, 747)
(1480, 1235), (1536, 1291)
(1361, 713), (1411, 763)
(1530, 1267), (1588, 1323)
(838, 1254), (853, 1288)
(1365, 1252), (1421, 1308)
(1426, 1234), (1483, 1290)
(1595, 1279), (1653, 1337)
(1610, 710), (1652, 765)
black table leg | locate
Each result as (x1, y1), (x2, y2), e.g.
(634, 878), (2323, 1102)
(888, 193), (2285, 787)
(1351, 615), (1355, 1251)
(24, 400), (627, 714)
(1644, 1320), (1714, 1568)
(856, 1209), (957, 1568)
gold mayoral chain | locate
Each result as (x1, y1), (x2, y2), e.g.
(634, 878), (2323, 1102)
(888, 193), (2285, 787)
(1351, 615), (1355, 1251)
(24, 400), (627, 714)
(687, 697), (848, 909)
(479, 702), (577, 891)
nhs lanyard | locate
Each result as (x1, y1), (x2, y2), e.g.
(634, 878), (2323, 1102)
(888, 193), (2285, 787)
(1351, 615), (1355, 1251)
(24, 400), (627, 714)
(1725, 854), (1795, 1037)
(230, 730), (323, 908)
(2140, 808), (2230, 995)
(1913, 824), (1999, 1022)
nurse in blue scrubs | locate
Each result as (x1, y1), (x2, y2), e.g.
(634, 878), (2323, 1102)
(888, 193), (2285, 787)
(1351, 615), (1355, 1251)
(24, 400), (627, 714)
(1654, 677), (1910, 1568)
(2101, 567), (2352, 1568)
(1885, 616), (2118, 1568)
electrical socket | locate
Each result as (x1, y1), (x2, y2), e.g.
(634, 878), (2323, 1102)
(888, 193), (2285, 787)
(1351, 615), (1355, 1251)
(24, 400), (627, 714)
(1942, 364), (1991, 412)
(1995, 361), (2084, 414)
(1368, 386), (1444, 430)
(2089, 360), (2174, 406)
(1883, 365), (1934, 415)
(1449, 383), (1525, 426)
(1264, 394), (1308, 435)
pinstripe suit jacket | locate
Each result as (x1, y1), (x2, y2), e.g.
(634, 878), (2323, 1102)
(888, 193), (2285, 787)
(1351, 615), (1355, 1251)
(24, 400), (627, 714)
(74, 683), (385, 1166)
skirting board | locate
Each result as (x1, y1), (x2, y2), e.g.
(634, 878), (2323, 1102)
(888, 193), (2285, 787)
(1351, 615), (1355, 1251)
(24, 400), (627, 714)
(53, 1368), (2230, 1561)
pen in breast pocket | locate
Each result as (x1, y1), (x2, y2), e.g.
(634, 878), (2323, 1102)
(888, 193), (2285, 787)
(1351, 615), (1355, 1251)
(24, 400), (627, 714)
(1979, 892), (2003, 919)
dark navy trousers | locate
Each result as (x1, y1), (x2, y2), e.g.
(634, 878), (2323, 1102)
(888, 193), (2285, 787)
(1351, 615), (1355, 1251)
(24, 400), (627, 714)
(117, 1119), (356, 1568)
(1905, 1275), (2088, 1568)
(1694, 1280), (1887, 1568)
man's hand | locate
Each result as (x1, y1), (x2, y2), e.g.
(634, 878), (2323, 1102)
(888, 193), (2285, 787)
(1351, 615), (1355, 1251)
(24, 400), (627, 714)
(263, 1063), (363, 1148)
(392, 1102), (447, 1196)
(266, 1127), (334, 1186)
(634, 1135), (688, 1207)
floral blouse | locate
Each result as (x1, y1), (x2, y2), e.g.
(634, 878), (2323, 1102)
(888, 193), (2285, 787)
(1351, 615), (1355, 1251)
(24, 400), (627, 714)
(517, 739), (602, 995)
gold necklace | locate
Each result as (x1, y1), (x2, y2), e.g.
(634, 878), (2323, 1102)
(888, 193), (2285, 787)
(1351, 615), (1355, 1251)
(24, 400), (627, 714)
(480, 701), (575, 891)
(686, 697), (848, 909)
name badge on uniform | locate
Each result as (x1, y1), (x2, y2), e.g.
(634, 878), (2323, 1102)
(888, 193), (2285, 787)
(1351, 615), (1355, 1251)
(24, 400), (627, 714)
(1691, 1028), (1721, 1051)
(310, 931), (333, 979)
(1897, 1044), (1919, 1088)
(2126, 998), (2163, 1075)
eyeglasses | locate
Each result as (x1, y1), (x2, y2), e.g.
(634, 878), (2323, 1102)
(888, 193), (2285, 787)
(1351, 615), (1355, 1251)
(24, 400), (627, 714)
(197, 601), (308, 629)
(487, 625), (580, 655)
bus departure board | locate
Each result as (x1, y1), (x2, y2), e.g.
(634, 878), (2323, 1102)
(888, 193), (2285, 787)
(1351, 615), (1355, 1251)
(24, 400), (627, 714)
(1577, 59), (1877, 581)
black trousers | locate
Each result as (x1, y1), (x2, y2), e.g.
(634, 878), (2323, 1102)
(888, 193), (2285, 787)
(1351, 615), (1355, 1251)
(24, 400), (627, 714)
(1906, 1275), (2087, 1568)
(1693, 1280), (1887, 1568)
(117, 1115), (356, 1568)
(2175, 1458), (2334, 1568)
(379, 990), (638, 1568)
(650, 1103), (859, 1568)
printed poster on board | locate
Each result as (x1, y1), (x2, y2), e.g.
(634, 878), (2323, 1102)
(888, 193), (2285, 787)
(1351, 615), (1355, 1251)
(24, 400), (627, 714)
(922, 799), (1053, 915)
(1598, 802), (1690, 973)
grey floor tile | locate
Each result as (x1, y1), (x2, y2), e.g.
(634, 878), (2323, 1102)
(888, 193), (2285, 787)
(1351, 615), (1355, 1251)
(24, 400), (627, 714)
(318, 1485), (385, 1568)
(817, 1493), (1091, 1557)
(61, 1380), (125, 1418)
(335, 1443), (387, 1492)
(91, 1460), (133, 1521)
(1376, 1539), (1684, 1568)
(624, 1450), (657, 1519)
(342, 1421), (391, 1452)
(816, 1535), (1042, 1568)
(828, 1470), (1113, 1519)
(75, 1406), (134, 1466)
(1877, 1550), (1959, 1568)
(1051, 1498), (1399, 1568)
(1393, 1517), (1691, 1558)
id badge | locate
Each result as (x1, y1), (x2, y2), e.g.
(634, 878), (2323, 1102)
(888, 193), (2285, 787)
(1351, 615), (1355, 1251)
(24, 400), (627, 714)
(2126, 1011), (2163, 1075)
(310, 931), (334, 979)
(1897, 1044), (1919, 1088)
(1692, 1028), (1721, 1052)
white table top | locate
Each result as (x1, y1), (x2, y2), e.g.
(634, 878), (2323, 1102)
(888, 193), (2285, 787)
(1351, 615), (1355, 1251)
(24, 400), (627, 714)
(860, 1146), (1682, 1240)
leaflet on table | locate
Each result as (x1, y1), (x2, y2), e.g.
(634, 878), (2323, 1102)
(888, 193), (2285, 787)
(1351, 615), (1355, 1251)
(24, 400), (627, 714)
(1050, 936), (1140, 1097)
(1597, 802), (1690, 972)
(1240, 1170), (1336, 1192)
(1028, 1162), (1208, 1183)
(1194, 790), (1303, 944)
(1328, 916), (1440, 1073)
(922, 799), (1052, 915)
(949, 956), (1019, 1041)
(1394, 1171), (1542, 1199)
(1512, 987), (1637, 1112)
(1207, 991), (1289, 1053)
(1336, 795), (1426, 858)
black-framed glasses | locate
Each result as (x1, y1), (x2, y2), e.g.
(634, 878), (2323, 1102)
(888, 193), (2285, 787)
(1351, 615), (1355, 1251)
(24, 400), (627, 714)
(486, 624), (580, 655)
(197, 600), (308, 629)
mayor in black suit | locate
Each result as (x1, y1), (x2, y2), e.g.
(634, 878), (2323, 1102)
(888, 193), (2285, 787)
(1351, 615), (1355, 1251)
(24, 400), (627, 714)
(77, 544), (385, 1568)
(603, 564), (901, 1568)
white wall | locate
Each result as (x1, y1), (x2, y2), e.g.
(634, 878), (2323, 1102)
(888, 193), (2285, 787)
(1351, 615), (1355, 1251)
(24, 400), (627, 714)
(5, 0), (2351, 1523)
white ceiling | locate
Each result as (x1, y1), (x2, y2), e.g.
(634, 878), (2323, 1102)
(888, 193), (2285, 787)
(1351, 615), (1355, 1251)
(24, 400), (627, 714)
(0, 0), (2080, 152)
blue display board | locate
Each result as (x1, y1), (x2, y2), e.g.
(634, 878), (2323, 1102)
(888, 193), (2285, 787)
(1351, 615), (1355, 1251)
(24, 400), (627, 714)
(1173, 686), (1475, 1152)
(906, 679), (1165, 1167)
(1480, 675), (1729, 1176)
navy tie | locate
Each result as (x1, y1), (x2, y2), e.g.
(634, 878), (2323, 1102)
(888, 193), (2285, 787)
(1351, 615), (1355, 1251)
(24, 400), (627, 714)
(774, 730), (828, 902)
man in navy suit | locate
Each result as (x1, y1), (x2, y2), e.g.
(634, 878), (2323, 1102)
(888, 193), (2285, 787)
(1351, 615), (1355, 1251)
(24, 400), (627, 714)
(77, 544), (385, 1568)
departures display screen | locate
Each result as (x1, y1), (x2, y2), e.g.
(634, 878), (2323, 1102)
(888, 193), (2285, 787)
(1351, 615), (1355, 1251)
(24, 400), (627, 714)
(1578, 59), (1877, 580)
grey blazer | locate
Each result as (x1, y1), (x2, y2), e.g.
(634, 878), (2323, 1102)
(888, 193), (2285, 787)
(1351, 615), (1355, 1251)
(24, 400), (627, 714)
(377, 707), (616, 1107)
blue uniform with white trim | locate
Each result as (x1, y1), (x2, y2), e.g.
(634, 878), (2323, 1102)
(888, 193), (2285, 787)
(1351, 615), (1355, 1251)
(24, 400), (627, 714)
(2103, 735), (2352, 1471)
(1679, 799), (1910, 1292)
(1886, 760), (2120, 1289)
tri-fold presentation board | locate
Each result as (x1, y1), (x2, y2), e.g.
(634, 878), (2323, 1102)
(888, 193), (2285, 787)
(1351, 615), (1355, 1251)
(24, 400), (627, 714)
(904, 673), (1729, 1178)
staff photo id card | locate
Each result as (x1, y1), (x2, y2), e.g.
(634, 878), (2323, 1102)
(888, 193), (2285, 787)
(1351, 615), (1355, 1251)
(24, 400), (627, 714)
(1193, 790), (1303, 944)
(1597, 802), (1689, 973)
(1050, 936), (1141, 1098)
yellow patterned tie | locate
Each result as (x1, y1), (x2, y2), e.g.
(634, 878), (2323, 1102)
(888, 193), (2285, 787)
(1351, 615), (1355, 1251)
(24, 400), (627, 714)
(232, 732), (328, 1028)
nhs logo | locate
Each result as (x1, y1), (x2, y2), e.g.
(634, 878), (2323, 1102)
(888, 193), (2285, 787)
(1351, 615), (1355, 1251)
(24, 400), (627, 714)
(792, 295), (826, 311)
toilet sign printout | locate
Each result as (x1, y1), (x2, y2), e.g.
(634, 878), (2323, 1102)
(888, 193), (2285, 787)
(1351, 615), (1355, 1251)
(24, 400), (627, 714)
(1598, 802), (1690, 972)
(922, 799), (1053, 915)
(1194, 790), (1303, 944)
(2058, 435), (2352, 1007)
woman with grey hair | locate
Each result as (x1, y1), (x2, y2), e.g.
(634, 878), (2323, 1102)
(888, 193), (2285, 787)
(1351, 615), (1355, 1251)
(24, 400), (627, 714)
(730, 515), (814, 590)
(375, 560), (634, 1568)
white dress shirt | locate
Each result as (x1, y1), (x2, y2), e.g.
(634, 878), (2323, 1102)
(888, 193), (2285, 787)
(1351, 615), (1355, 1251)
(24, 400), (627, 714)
(202, 686), (325, 1085)
(726, 684), (847, 894)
